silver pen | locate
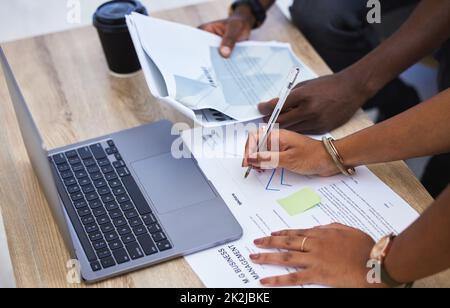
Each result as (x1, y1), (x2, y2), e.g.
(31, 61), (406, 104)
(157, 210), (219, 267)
(244, 67), (301, 179)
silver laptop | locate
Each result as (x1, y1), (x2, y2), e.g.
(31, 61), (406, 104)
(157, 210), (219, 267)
(0, 47), (242, 283)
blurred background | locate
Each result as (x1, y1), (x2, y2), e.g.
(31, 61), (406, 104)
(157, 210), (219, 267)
(0, 0), (438, 179)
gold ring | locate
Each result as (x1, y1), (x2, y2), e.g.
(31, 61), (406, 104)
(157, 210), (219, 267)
(301, 237), (308, 252)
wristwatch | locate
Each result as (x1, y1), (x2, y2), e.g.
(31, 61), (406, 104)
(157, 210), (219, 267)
(230, 0), (267, 29)
(370, 234), (414, 288)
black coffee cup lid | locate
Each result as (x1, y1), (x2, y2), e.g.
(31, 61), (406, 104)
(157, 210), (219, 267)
(94, 0), (146, 27)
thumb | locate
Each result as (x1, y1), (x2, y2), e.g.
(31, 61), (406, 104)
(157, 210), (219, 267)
(258, 98), (278, 116)
(220, 24), (241, 58)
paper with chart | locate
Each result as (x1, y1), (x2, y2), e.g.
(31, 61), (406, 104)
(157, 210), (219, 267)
(129, 13), (317, 122)
(182, 125), (419, 288)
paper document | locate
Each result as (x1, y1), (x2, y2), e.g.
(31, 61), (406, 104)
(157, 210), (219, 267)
(0, 209), (16, 288)
(182, 125), (419, 288)
(127, 13), (317, 125)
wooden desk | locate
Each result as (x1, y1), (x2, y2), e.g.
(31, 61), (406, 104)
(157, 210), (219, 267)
(0, 0), (448, 288)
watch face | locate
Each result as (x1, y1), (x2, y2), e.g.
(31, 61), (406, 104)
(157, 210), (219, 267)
(370, 236), (390, 260)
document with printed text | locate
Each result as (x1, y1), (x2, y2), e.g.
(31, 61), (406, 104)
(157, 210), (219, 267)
(182, 125), (419, 288)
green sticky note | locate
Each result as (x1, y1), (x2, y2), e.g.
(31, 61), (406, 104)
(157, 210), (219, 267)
(277, 188), (321, 216)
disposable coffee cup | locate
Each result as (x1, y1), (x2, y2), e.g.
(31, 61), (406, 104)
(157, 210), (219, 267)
(93, 0), (148, 77)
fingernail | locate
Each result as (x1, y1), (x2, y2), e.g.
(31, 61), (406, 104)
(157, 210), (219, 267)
(260, 279), (269, 285)
(220, 46), (231, 57)
(254, 238), (263, 245)
(271, 231), (281, 236)
(249, 254), (260, 260)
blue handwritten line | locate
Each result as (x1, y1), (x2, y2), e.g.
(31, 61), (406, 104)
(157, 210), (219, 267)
(265, 169), (280, 191)
(281, 168), (292, 187)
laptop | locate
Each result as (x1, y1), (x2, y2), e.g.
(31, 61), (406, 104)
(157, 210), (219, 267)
(0, 47), (242, 283)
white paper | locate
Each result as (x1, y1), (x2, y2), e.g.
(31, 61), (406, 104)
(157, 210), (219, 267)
(182, 126), (419, 288)
(128, 13), (317, 124)
(0, 209), (16, 288)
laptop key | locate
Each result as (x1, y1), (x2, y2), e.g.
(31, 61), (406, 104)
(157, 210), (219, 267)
(121, 234), (136, 244)
(97, 215), (111, 225)
(79, 177), (91, 186)
(152, 232), (167, 242)
(105, 172), (118, 181)
(100, 257), (116, 269)
(109, 239), (124, 250)
(106, 147), (114, 155)
(97, 248), (111, 259)
(101, 164), (114, 174)
(93, 240), (108, 251)
(112, 186), (126, 196)
(157, 240), (172, 252)
(125, 242), (144, 260)
(83, 158), (96, 167)
(67, 185), (80, 194)
(97, 158), (110, 167)
(71, 192), (84, 201)
(89, 199), (103, 209)
(101, 194), (115, 204)
(89, 231), (103, 242)
(113, 248), (130, 264)
(113, 160), (126, 169)
(118, 226), (132, 236)
(109, 209), (123, 219)
(98, 187), (111, 196)
(60, 170), (73, 179)
(78, 208), (91, 217)
(137, 234), (158, 256)
(117, 167), (130, 177)
(86, 192), (99, 201)
(121, 176), (152, 215)
(65, 150), (78, 159)
(133, 226), (147, 236)
(81, 215), (95, 225)
(78, 147), (93, 160)
(75, 170), (88, 179)
(129, 218), (143, 228)
(120, 202), (134, 212)
(53, 153), (67, 165)
(113, 217), (127, 227)
(114, 153), (122, 161)
(85, 223), (99, 234)
(90, 261), (102, 272)
(72, 164), (85, 172)
(94, 179), (107, 188)
(82, 184), (95, 194)
(68, 156), (81, 165)
(107, 140), (115, 147)
(142, 213), (157, 226)
(58, 163), (71, 172)
(90, 172), (103, 181)
(105, 201), (119, 211)
(93, 207), (106, 217)
(101, 223), (114, 234)
(87, 166), (100, 174)
(90, 144), (107, 160)
(105, 231), (119, 242)
(124, 209), (138, 220)
(148, 223), (162, 234)
(108, 179), (121, 188)
(64, 177), (77, 186)
(117, 194), (130, 204)
(74, 199), (87, 209)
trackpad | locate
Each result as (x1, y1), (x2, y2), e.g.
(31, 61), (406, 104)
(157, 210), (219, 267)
(132, 154), (217, 214)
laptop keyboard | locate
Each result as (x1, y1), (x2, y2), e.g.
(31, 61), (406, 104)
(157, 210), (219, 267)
(50, 140), (172, 272)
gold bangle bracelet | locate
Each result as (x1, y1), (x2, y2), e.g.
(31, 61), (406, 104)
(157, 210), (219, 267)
(322, 137), (356, 176)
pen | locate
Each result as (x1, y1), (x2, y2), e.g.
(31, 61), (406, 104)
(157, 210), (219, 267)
(244, 67), (301, 179)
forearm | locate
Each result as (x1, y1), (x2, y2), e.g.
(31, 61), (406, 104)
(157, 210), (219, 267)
(384, 187), (450, 283)
(348, 0), (450, 99)
(336, 89), (450, 167)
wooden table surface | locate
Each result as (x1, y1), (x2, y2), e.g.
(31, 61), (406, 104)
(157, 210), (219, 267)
(0, 0), (448, 288)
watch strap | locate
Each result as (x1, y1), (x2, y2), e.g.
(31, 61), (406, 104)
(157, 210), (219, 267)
(231, 0), (267, 29)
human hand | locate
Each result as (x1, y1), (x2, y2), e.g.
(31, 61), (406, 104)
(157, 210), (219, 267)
(258, 71), (370, 134)
(250, 223), (383, 288)
(242, 129), (339, 177)
(199, 7), (255, 58)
